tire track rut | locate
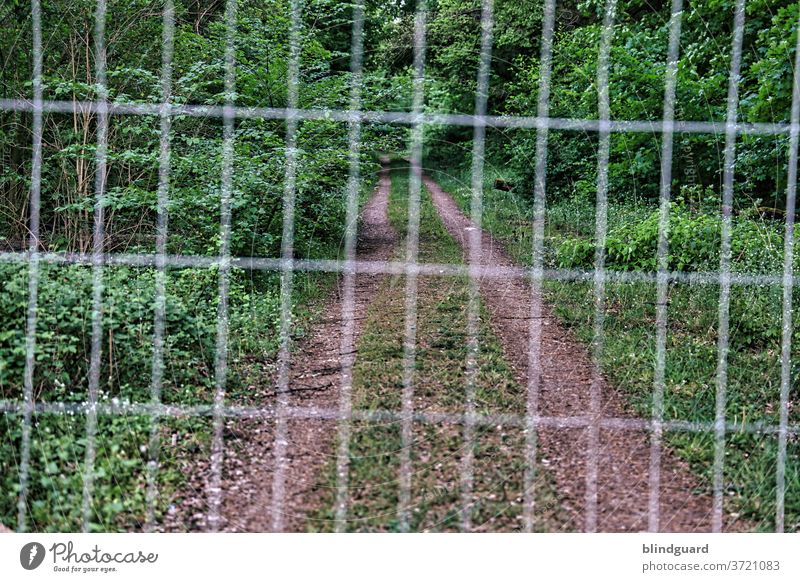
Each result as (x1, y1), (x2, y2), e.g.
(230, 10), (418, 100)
(424, 173), (741, 532)
(165, 165), (397, 532)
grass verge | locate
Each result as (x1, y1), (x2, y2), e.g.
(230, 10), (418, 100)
(427, 160), (800, 532)
(308, 160), (567, 532)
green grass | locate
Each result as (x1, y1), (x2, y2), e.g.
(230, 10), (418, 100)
(307, 160), (567, 532)
(427, 160), (800, 532)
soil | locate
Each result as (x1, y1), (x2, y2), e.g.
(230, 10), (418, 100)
(163, 160), (747, 533)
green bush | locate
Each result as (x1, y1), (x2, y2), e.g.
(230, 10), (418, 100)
(0, 262), (290, 531)
(556, 201), (786, 274)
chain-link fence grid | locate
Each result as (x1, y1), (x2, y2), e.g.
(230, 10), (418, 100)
(1, 0), (799, 533)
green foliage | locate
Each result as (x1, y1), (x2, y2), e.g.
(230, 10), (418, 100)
(0, 260), (300, 530)
(0, 0), (388, 531)
(0, 263), (277, 403)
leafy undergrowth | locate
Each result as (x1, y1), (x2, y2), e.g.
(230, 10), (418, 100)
(307, 161), (568, 532)
(428, 162), (800, 532)
(0, 262), (336, 531)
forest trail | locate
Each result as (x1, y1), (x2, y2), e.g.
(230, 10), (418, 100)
(165, 160), (743, 532)
(233, 164), (399, 531)
(423, 173), (739, 532)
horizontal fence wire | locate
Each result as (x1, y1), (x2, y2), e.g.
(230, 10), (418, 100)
(1, 251), (798, 287)
(0, 98), (796, 136)
(1, 399), (798, 436)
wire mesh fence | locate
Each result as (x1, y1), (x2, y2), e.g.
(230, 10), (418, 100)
(1, 0), (799, 533)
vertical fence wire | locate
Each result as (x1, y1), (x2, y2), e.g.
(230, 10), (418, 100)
(333, 0), (366, 533)
(712, 0), (747, 534)
(648, 0), (684, 533)
(398, 0), (428, 533)
(776, 2), (800, 535)
(81, 0), (110, 532)
(16, 0), (44, 534)
(145, 0), (175, 533)
(460, 0), (495, 533)
(585, 0), (618, 533)
(270, 0), (303, 532)
(207, 0), (238, 532)
(523, 0), (557, 533)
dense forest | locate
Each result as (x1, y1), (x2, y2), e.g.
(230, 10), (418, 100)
(1, 0), (799, 531)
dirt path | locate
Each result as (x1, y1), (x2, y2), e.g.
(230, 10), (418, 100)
(164, 162), (737, 532)
(165, 165), (397, 532)
(423, 174), (738, 532)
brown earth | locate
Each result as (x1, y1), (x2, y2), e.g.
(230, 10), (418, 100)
(423, 173), (746, 532)
(164, 160), (745, 533)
